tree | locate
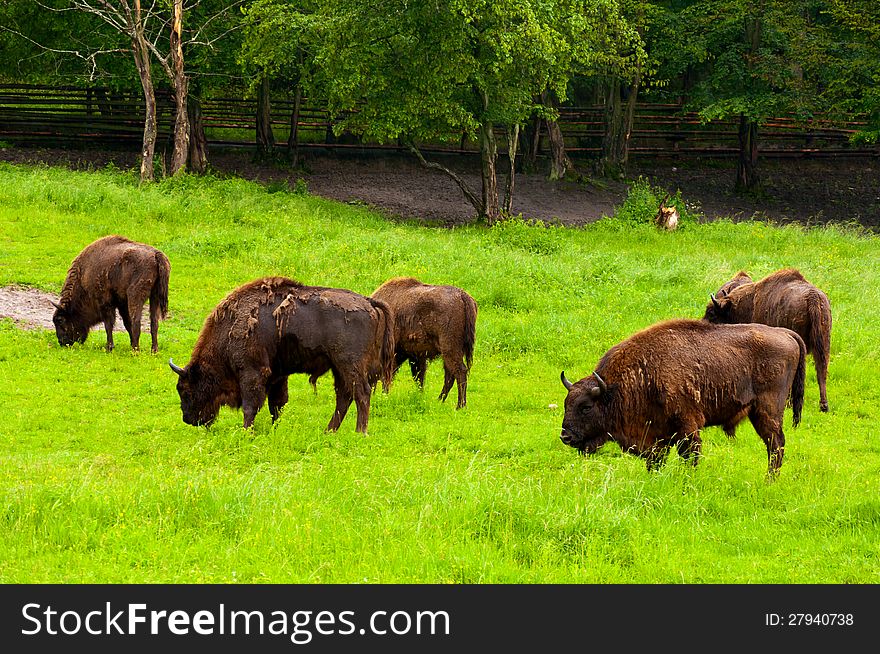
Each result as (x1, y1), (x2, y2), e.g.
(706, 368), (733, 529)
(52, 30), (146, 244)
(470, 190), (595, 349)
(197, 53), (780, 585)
(310, 0), (631, 224)
(675, 1), (828, 191)
(823, 0), (880, 144)
(14, 1), (243, 180)
(240, 0), (321, 167)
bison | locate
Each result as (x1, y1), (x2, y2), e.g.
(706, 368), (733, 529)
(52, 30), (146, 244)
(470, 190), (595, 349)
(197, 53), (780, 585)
(704, 268), (832, 412)
(371, 277), (477, 409)
(52, 235), (170, 353)
(559, 319), (806, 475)
(169, 276), (394, 433)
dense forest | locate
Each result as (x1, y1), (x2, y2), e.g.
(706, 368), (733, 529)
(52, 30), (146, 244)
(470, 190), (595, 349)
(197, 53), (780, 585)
(1, 1), (877, 222)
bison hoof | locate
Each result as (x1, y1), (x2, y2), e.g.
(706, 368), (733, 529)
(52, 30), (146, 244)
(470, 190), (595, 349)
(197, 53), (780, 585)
(820, 403), (829, 412)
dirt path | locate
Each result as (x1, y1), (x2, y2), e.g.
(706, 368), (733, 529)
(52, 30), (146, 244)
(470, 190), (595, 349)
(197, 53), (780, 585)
(1, 145), (878, 227)
(0, 285), (149, 334)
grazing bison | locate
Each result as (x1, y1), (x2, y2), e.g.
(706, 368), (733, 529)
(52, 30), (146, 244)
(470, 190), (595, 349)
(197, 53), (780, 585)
(704, 268), (832, 412)
(169, 277), (394, 432)
(371, 277), (477, 409)
(559, 319), (806, 475)
(52, 235), (170, 353)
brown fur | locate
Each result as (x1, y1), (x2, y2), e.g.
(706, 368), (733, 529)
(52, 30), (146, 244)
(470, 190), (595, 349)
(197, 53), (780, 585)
(171, 277), (395, 433)
(654, 194), (679, 230)
(560, 319), (806, 476)
(371, 277), (478, 409)
(716, 270), (752, 297)
(705, 268), (832, 412)
(52, 235), (170, 353)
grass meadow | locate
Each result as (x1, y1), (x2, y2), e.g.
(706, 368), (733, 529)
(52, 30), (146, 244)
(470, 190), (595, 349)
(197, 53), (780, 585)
(1, 161), (878, 584)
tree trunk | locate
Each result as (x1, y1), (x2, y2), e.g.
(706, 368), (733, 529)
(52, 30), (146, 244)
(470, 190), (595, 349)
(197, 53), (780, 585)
(168, 0), (189, 176)
(503, 124), (519, 215)
(257, 75), (275, 158)
(546, 119), (571, 181)
(479, 121), (500, 225)
(187, 87), (208, 174)
(736, 115), (760, 191)
(132, 4), (155, 183)
(287, 83), (302, 166)
(544, 90), (572, 181)
(596, 73), (639, 178)
(520, 111), (542, 173)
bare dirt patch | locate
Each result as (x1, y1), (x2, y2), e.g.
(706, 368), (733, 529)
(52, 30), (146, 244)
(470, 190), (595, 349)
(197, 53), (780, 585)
(0, 285), (149, 335)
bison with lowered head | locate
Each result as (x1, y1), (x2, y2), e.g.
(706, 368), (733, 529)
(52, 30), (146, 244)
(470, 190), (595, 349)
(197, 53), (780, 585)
(560, 319), (806, 475)
(170, 277), (394, 432)
(371, 277), (477, 409)
(52, 235), (170, 353)
(704, 268), (832, 412)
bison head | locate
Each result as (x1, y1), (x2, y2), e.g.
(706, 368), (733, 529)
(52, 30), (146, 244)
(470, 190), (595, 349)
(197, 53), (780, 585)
(702, 293), (734, 323)
(169, 359), (222, 427)
(559, 371), (612, 454)
(51, 301), (88, 347)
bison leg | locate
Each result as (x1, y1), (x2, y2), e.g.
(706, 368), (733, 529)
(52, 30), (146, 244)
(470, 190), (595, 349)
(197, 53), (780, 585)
(353, 377), (372, 434)
(675, 430), (703, 466)
(267, 377), (290, 423)
(102, 310), (116, 352)
(645, 444), (670, 472)
(816, 354), (829, 413)
(409, 356), (428, 389)
(149, 297), (161, 354)
(748, 407), (785, 477)
(239, 372), (269, 429)
(438, 356), (468, 409)
(126, 297), (144, 351)
(327, 372), (353, 432)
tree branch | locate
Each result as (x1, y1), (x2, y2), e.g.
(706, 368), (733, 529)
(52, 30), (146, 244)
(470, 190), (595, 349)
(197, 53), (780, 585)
(407, 141), (482, 216)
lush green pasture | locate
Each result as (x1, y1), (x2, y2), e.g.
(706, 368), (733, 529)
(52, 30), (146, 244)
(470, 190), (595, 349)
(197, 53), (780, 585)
(1, 162), (878, 583)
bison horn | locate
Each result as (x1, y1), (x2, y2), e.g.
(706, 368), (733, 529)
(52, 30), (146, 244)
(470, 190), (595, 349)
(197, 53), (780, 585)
(593, 371), (607, 394)
(49, 300), (62, 310)
(169, 358), (185, 375)
(710, 293), (721, 310)
(560, 371), (573, 391)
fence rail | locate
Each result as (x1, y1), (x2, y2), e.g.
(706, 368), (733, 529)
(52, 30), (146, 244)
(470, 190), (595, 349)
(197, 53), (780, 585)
(1, 83), (877, 158)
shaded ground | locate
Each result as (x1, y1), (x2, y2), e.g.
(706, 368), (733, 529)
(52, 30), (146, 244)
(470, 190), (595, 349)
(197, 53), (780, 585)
(1, 145), (878, 227)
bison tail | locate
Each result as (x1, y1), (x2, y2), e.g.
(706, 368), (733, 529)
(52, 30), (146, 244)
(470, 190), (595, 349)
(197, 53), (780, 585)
(790, 331), (806, 428)
(370, 297), (396, 392)
(808, 289), (832, 376)
(462, 292), (478, 370)
(153, 250), (171, 320)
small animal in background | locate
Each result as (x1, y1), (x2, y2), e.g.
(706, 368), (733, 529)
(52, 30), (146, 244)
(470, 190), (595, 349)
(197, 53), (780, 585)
(704, 268), (832, 412)
(371, 277), (478, 409)
(52, 235), (170, 353)
(654, 193), (679, 230)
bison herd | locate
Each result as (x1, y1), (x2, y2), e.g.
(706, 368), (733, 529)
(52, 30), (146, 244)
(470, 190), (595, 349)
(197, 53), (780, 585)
(51, 235), (833, 477)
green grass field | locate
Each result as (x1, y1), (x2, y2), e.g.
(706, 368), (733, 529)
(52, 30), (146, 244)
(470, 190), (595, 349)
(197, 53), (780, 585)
(1, 161), (878, 583)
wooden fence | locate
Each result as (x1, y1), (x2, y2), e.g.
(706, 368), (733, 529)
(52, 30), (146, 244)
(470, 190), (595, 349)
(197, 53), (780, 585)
(1, 83), (877, 158)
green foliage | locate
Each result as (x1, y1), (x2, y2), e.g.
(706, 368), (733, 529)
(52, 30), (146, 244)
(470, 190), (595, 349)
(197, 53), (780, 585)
(1, 163), (879, 583)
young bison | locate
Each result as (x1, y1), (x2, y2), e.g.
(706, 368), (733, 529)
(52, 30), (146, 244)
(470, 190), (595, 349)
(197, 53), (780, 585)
(705, 268), (832, 412)
(371, 277), (478, 409)
(52, 235), (170, 353)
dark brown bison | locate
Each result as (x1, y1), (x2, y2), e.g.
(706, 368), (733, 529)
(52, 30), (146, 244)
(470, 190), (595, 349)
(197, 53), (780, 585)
(169, 277), (394, 432)
(559, 319), (806, 475)
(371, 277), (477, 409)
(52, 235), (170, 353)
(704, 268), (832, 412)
